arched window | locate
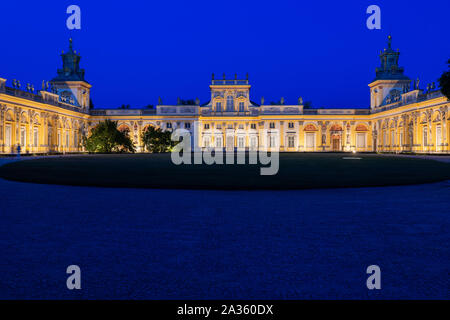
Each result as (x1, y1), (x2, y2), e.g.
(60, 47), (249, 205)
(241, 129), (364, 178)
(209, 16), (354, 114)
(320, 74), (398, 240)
(226, 96), (234, 111)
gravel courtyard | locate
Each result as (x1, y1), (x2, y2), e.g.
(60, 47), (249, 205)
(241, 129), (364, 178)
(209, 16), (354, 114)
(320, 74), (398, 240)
(0, 161), (448, 299)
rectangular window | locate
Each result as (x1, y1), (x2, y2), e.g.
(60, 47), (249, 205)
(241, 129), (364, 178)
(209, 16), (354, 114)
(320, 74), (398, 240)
(288, 136), (295, 148)
(65, 132), (69, 148)
(238, 137), (245, 149)
(20, 127), (26, 147)
(288, 122), (294, 129)
(305, 133), (315, 148)
(391, 130), (395, 147)
(215, 136), (223, 148)
(226, 136), (234, 151)
(356, 133), (366, 148)
(436, 126), (442, 147)
(5, 125), (12, 147)
(48, 129), (52, 147)
(185, 123), (191, 129)
(166, 123), (172, 129)
(269, 122), (275, 129)
(204, 124), (210, 130)
(269, 135), (276, 148)
(203, 136), (210, 148)
(250, 136), (258, 151)
(216, 102), (222, 112)
(423, 127), (428, 146)
(216, 124), (222, 130)
(238, 124), (244, 130)
(250, 124), (256, 130)
(34, 128), (39, 147)
(239, 102), (245, 112)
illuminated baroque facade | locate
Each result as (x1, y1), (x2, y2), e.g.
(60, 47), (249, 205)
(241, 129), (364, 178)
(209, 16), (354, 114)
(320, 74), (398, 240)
(0, 37), (449, 155)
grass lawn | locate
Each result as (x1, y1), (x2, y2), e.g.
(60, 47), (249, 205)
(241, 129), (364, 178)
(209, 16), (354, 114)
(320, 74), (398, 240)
(0, 153), (449, 190)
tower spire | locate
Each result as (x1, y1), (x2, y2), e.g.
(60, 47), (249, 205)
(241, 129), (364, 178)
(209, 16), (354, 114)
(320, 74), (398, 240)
(374, 34), (409, 81)
(51, 38), (86, 82)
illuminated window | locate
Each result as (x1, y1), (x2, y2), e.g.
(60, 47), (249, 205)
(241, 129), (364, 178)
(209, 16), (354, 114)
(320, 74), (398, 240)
(250, 136), (258, 151)
(269, 135), (276, 148)
(288, 136), (295, 148)
(34, 128), (39, 147)
(203, 136), (211, 147)
(226, 136), (234, 151)
(423, 127), (427, 146)
(215, 136), (223, 148)
(436, 126), (442, 147)
(238, 137), (245, 149)
(305, 133), (315, 148)
(5, 125), (12, 147)
(356, 133), (366, 148)
(20, 127), (26, 147)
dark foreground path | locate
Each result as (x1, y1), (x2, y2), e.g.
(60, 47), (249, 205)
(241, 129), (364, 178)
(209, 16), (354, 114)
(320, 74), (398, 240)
(0, 177), (448, 299)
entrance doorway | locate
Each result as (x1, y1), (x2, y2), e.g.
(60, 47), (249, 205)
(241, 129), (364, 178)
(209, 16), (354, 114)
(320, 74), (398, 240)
(329, 125), (343, 152)
(331, 135), (341, 151)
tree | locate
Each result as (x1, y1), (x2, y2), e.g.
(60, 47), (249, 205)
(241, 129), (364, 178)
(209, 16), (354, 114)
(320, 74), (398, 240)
(82, 119), (135, 153)
(439, 59), (450, 100)
(119, 104), (130, 109)
(141, 126), (175, 153)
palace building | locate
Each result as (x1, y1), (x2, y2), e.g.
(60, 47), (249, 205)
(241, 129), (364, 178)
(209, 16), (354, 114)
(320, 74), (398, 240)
(0, 36), (449, 155)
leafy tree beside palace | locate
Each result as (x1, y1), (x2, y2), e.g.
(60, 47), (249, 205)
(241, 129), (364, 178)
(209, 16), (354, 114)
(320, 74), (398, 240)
(83, 120), (135, 153)
(141, 126), (176, 153)
(439, 59), (450, 100)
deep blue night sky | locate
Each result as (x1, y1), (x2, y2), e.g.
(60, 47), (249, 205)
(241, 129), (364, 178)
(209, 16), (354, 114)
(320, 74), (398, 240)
(1, 0), (449, 109)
